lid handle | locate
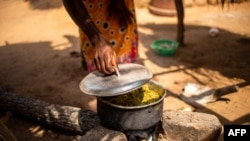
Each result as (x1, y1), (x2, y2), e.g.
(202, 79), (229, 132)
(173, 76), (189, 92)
(114, 67), (120, 77)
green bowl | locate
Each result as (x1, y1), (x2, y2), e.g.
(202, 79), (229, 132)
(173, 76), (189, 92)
(151, 39), (179, 56)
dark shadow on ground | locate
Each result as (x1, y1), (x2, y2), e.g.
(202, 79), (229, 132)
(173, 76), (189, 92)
(0, 34), (92, 106)
(0, 34), (98, 140)
(139, 23), (250, 83)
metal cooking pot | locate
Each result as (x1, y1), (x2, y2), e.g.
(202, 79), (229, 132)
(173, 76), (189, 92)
(79, 64), (166, 131)
(97, 80), (166, 131)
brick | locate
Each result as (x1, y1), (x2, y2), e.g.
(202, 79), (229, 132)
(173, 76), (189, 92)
(161, 110), (222, 141)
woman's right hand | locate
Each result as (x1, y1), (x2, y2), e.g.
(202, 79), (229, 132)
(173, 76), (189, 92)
(63, 0), (118, 74)
(93, 36), (118, 74)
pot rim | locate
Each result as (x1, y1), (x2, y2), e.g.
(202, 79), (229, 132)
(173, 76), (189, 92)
(97, 80), (166, 109)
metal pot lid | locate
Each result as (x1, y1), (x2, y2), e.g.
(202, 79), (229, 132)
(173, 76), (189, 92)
(79, 63), (153, 97)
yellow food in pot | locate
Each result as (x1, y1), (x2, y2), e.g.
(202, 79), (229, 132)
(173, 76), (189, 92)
(105, 83), (164, 106)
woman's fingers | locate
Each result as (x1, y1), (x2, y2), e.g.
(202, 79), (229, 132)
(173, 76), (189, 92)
(111, 52), (117, 66)
(104, 53), (116, 74)
(94, 56), (101, 72)
(103, 53), (114, 74)
(95, 52), (116, 74)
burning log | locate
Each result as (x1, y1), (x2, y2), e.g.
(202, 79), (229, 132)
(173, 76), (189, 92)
(0, 90), (101, 135)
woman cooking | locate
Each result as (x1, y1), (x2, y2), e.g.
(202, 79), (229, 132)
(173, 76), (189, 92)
(63, 0), (139, 74)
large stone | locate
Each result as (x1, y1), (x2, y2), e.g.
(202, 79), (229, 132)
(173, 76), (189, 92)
(161, 110), (222, 141)
(80, 126), (127, 141)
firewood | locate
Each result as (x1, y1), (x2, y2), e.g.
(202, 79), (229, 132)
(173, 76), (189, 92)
(0, 90), (101, 135)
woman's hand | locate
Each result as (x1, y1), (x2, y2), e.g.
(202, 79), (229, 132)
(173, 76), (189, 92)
(108, 0), (133, 27)
(63, 0), (118, 74)
(93, 36), (117, 74)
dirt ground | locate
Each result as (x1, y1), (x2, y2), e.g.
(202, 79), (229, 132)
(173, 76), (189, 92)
(0, 0), (250, 140)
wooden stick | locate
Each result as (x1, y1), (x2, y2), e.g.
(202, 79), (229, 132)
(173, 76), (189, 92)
(114, 67), (120, 77)
(0, 90), (101, 135)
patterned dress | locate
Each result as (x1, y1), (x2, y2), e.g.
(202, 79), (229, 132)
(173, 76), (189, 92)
(79, 0), (138, 72)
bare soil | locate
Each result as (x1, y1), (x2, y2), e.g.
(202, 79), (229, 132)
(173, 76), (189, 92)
(0, 0), (250, 140)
